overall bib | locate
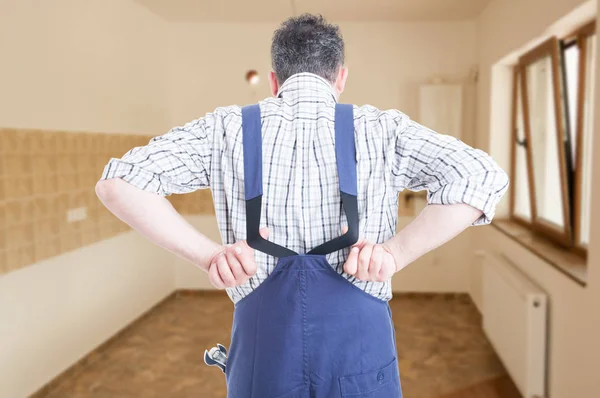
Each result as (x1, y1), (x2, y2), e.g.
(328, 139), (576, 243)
(225, 104), (402, 398)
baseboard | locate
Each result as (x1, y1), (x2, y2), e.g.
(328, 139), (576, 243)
(393, 292), (473, 303)
(175, 288), (473, 302)
(175, 289), (225, 297)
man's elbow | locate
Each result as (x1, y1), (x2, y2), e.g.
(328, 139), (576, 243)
(495, 168), (510, 198)
(95, 179), (121, 204)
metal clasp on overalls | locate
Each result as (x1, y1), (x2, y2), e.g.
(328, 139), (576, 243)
(204, 343), (228, 373)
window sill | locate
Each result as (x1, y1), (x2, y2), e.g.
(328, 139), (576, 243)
(491, 219), (587, 287)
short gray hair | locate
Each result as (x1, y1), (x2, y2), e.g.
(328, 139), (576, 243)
(271, 14), (345, 84)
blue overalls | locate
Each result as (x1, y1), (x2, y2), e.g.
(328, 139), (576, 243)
(225, 103), (402, 398)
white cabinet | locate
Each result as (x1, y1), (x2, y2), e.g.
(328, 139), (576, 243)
(418, 84), (463, 139)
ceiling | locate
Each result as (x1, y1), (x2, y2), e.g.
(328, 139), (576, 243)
(134, 0), (492, 22)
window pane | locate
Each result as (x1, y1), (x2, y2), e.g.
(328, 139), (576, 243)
(525, 55), (565, 228)
(563, 44), (580, 166)
(514, 76), (531, 220)
(579, 34), (596, 246)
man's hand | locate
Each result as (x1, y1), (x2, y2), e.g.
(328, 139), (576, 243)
(206, 228), (269, 289)
(342, 204), (486, 282)
(343, 239), (398, 282)
(340, 226), (400, 282)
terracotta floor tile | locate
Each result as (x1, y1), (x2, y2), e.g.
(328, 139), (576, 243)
(39, 294), (508, 398)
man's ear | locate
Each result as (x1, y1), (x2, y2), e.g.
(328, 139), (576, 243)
(268, 71), (279, 97)
(334, 67), (348, 96)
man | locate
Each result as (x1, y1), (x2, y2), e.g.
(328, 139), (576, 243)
(96, 14), (508, 398)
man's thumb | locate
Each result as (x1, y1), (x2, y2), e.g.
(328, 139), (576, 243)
(259, 227), (270, 239)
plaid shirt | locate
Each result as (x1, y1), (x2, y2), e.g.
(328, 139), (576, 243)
(100, 72), (509, 303)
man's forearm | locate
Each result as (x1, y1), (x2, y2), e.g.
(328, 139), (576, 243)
(382, 203), (483, 271)
(95, 178), (221, 271)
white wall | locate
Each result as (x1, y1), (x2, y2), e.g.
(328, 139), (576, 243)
(473, 1), (600, 397)
(0, 233), (174, 398)
(0, 1), (175, 397)
(168, 21), (481, 294)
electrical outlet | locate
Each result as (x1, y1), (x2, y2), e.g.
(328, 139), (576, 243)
(66, 207), (87, 223)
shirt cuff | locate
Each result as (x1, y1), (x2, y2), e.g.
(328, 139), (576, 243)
(99, 158), (169, 196)
(427, 179), (506, 226)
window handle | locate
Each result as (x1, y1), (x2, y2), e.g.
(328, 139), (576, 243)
(515, 131), (528, 148)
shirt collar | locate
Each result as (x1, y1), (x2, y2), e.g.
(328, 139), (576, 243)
(277, 72), (338, 103)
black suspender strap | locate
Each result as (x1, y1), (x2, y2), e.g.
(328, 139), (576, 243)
(242, 105), (297, 258)
(241, 103), (359, 258)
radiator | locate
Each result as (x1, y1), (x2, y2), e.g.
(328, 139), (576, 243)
(482, 253), (548, 398)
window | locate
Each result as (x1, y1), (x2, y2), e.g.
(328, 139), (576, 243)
(510, 21), (596, 255)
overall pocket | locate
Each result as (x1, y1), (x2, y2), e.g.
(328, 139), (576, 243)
(338, 358), (402, 397)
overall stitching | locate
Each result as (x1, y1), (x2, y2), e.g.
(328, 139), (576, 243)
(248, 290), (266, 397)
(300, 266), (309, 396)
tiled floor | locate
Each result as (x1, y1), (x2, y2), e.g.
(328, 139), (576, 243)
(438, 375), (521, 398)
(38, 293), (514, 398)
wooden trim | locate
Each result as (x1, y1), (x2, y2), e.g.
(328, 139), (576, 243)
(519, 37), (572, 244)
(573, 34), (587, 248)
(492, 221), (587, 287)
(519, 63), (538, 222)
(550, 37), (573, 242)
(509, 66), (536, 226)
(580, 20), (597, 37)
(509, 67), (518, 217)
(571, 23), (595, 252)
(564, 20), (596, 42)
(519, 37), (556, 65)
(572, 244), (588, 259)
(512, 214), (533, 229)
(533, 217), (572, 247)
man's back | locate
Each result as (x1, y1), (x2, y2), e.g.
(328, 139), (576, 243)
(100, 72), (508, 303)
(214, 72), (402, 303)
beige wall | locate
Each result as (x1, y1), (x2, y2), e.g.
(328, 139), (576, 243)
(168, 21), (482, 293)
(0, 1), (174, 397)
(0, 0), (170, 135)
(474, 0), (600, 397)
(168, 21), (478, 131)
